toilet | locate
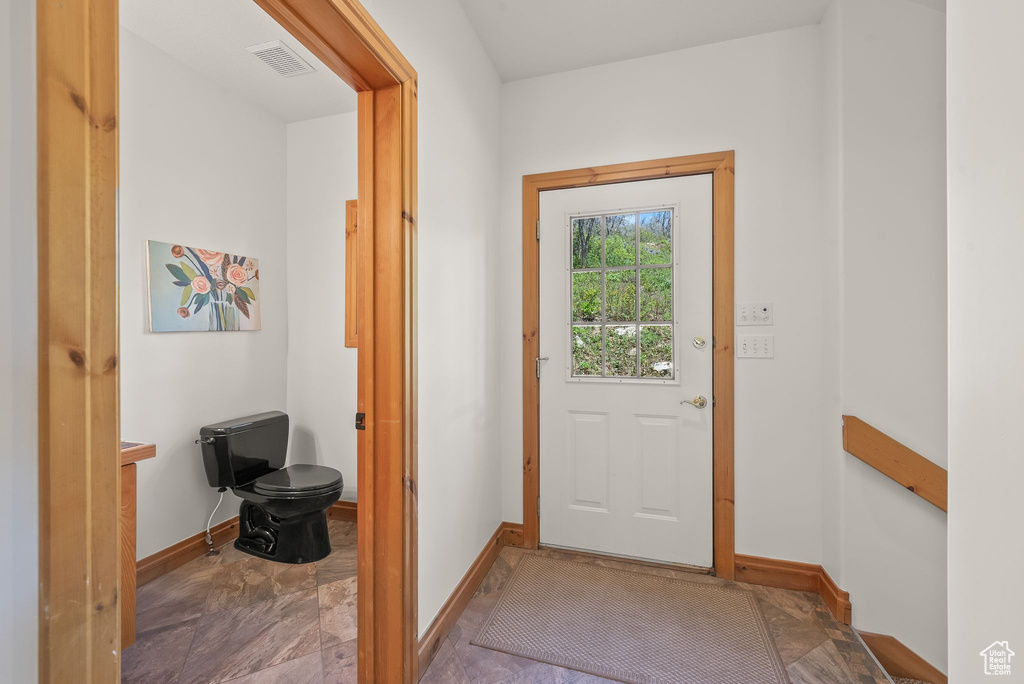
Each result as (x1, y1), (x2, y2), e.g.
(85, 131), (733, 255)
(198, 411), (343, 564)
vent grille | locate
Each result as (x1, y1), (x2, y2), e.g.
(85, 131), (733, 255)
(246, 40), (315, 77)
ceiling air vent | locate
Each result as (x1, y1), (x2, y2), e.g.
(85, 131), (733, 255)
(246, 40), (315, 77)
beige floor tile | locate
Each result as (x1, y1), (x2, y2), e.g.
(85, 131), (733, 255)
(223, 652), (324, 684)
(178, 588), (321, 684)
(321, 637), (358, 684)
(205, 555), (317, 614)
(419, 639), (472, 684)
(318, 576), (358, 650)
(122, 618), (198, 684)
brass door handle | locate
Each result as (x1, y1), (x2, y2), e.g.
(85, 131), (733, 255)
(680, 395), (708, 409)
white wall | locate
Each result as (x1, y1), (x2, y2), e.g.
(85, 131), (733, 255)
(2, 0), (38, 680)
(285, 112), (359, 498)
(357, 0), (504, 635)
(119, 28), (289, 558)
(499, 27), (827, 564)
(948, 0), (1024, 680)
(822, 0), (948, 672)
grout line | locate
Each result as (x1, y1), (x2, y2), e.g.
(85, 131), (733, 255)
(176, 618), (203, 681)
(316, 560), (327, 679)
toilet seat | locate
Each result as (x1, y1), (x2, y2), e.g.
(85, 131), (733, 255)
(252, 464), (343, 497)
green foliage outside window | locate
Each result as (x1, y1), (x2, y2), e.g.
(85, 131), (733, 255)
(639, 268), (672, 321)
(572, 326), (602, 376)
(605, 214), (636, 266)
(569, 209), (674, 379)
(605, 326), (637, 376)
(605, 270), (636, 321)
(571, 217), (601, 269)
(640, 325), (673, 377)
(639, 211), (672, 264)
(572, 272), (601, 321)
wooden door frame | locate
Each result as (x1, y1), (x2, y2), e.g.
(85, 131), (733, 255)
(521, 152), (735, 578)
(37, 0), (418, 681)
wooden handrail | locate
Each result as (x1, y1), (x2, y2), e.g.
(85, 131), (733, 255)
(842, 416), (947, 512)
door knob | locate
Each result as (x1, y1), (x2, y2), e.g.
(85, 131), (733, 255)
(680, 395), (708, 409)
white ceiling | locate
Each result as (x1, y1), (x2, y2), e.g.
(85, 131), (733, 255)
(121, 0), (357, 123)
(458, 0), (837, 82)
(121, 0), (946, 120)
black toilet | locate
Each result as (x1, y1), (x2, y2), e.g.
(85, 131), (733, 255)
(198, 411), (343, 564)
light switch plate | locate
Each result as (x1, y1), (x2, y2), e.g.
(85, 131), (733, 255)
(737, 302), (773, 326)
(736, 334), (774, 358)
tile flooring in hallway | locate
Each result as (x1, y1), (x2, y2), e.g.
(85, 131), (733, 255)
(419, 546), (892, 684)
(126, 520), (891, 683)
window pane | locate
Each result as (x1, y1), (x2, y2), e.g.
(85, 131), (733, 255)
(571, 326), (602, 377)
(639, 267), (672, 321)
(571, 217), (602, 269)
(605, 270), (636, 322)
(639, 211), (672, 265)
(604, 213), (636, 266)
(605, 325), (637, 376)
(572, 272), (601, 322)
(640, 325), (673, 378)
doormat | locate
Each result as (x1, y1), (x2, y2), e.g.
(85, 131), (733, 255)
(472, 554), (789, 684)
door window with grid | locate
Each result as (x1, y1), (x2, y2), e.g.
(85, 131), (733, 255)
(569, 207), (675, 380)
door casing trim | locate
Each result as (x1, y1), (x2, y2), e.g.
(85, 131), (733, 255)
(521, 152), (735, 578)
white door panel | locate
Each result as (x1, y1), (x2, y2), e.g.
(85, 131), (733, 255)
(539, 175), (713, 567)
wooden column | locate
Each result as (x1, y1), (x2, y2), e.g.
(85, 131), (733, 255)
(37, 0), (121, 680)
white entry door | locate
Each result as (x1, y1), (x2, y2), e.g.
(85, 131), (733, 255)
(538, 175), (713, 567)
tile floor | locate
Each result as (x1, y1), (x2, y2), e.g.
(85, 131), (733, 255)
(125, 523), (893, 683)
(419, 546), (894, 684)
(123, 519), (358, 684)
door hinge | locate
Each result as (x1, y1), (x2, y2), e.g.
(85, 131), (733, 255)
(536, 219), (540, 241)
(537, 496), (540, 517)
(355, 412), (366, 430)
(536, 356), (549, 378)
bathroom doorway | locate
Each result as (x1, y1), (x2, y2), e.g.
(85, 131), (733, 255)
(36, 1), (418, 682)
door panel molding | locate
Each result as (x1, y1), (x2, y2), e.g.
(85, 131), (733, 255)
(522, 152), (735, 578)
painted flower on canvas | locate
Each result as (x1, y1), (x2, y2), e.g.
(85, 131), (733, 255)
(147, 240), (261, 332)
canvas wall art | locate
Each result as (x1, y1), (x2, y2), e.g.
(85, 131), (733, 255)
(147, 240), (261, 332)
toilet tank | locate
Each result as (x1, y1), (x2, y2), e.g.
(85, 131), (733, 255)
(199, 411), (289, 488)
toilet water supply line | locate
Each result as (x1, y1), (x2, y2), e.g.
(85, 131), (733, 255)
(206, 488), (226, 555)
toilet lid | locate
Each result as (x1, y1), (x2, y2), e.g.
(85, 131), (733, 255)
(253, 464), (343, 496)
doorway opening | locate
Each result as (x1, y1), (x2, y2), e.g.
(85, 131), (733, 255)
(521, 152), (735, 577)
(36, 0), (418, 682)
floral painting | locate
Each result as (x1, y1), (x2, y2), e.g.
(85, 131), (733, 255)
(147, 240), (261, 332)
